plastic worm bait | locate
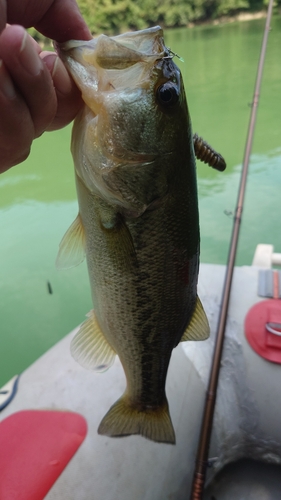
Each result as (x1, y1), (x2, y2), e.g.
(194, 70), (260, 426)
(193, 133), (226, 172)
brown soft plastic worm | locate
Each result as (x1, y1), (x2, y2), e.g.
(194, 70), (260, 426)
(193, 133), (226, 172)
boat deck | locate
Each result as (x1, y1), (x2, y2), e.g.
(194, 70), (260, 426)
(1, 263), (281, 499)
(204, 459), (281, 500)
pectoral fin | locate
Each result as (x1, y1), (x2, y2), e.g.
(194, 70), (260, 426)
(181, 296), (210, 341)
(98, 210), (137, 270)
(71, 310), (116, 372)
(56, 214), (85, 269)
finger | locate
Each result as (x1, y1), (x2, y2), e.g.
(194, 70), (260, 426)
(0, 59), (33, 172)
(29, 31), (43, 54)
(0, 25), (57, 138)
(41, 51), (83, 130)
(34, 0), (91, 42)
(6, 0), (91, 43)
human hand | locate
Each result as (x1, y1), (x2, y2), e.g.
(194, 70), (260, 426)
(0, 1), (91, 172)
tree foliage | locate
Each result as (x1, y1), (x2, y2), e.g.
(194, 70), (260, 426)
(29, 0), (280, 44)
(77, 0), (279, 34)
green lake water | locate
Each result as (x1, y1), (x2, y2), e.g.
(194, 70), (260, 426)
(0, 17), (280, 386)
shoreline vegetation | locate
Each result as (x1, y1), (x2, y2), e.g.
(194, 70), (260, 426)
(29, 1), (280, 47)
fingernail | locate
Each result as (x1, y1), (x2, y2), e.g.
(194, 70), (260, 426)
(0, 59), (16, 99)
(51, 56), (72, 95)
(19, 31), (42, 76)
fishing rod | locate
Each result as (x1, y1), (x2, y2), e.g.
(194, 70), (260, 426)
(189, 1), (274, 498)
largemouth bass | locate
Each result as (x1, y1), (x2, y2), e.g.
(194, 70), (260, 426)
(56, 26), (210, 444)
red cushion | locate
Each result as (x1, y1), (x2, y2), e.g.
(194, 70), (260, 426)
(0, 410), (87, 499)
(245, 299), (281, 363)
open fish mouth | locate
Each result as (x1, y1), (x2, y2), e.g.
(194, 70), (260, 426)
(55, 25), (183, 124)
(55, 26), (168, 97)
(56, 26), (166, 66)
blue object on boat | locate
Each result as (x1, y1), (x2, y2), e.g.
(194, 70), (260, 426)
(258, 270), (281, 298)
(0, 375), (20, 412)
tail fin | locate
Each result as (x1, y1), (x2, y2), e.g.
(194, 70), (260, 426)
(98, 396), (175, 444)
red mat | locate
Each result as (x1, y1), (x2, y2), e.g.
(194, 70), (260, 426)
(245, 299), (281, 364)
(0, 410), (87, 500)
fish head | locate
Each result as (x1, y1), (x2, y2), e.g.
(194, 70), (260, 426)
(57, 27), (192, 215)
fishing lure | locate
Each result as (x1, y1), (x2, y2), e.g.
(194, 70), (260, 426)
(193, 133), (226, 172)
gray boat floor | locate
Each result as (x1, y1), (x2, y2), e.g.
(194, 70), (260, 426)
(204, 459), (281, 500)
(2, 263), (281, 499)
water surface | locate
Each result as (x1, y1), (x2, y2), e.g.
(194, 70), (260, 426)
(0, 18), (280, 386)
(165, 18), (281, 265)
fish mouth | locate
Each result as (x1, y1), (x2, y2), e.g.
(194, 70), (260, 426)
(55, 26), (166, 70)
(56, 25), (164, 53)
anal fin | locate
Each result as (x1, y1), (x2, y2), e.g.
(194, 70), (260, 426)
(71, 310), (116, 372)
(181, 296), (210, 342)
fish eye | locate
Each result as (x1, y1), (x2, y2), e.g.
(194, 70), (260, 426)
(156, 82), (179, 107)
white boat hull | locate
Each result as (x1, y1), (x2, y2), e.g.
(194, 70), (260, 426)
(1, 263), (281, 499)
